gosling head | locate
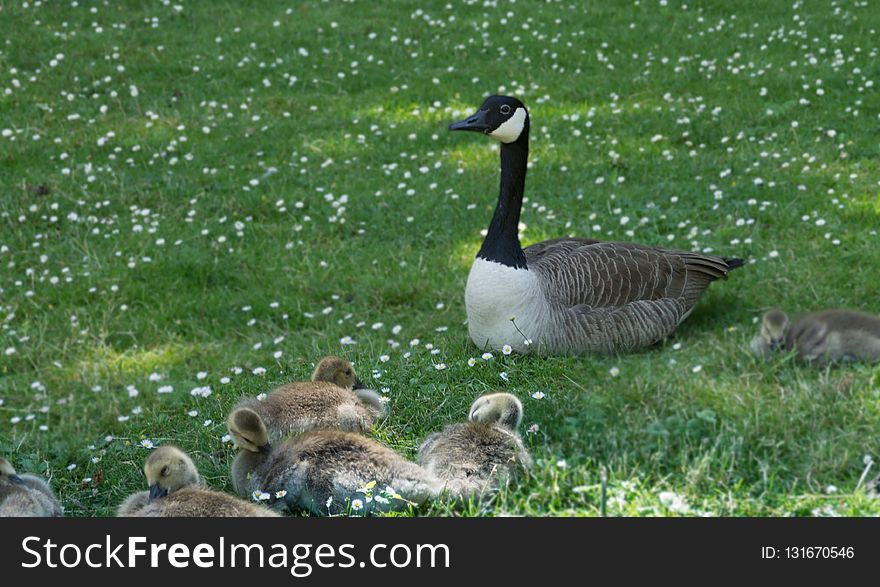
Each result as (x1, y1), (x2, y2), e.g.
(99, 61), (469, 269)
(449, 95), (530, 144)
(468, 393), (524, 432)
(143, 445), (200, 501)
(0, 457), (24, 485)
(227, 407), (271, 454)
(311, 355), (365, 390)
(761, 309), (790, 351)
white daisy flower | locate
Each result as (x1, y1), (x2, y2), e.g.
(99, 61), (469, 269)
(252, 490), (271, 501)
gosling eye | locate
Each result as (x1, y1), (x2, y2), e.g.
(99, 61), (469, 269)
(161, 466), (170, 477)
(500, 104), (511, 115)
(345, 369), (352, 376)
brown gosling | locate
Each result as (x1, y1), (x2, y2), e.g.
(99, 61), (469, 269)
(750, 308), (790, 358)
(752, 309), (880, 365)
(0, 457), (62, 517)
(117, 445), (279, 517)
(234, 356), (387, 440)
(418, 393), (532, 499)
(227, 407), (441, 516)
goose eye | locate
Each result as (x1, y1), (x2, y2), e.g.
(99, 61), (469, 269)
(500, 104), (511, 115)
(161, 466), (170, 477)
(345, 369), (352, 376)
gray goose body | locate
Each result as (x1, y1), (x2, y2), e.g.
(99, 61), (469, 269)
(0, 458), (62, 517)
(785, 310), (880, 364)
(418, 394), (532, 498)
(227, 409), (442, 516)
(451, 97), (742, 355)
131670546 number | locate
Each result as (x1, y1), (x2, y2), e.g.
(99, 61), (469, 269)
(761, 546), (854, 559)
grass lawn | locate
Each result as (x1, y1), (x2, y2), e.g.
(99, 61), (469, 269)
(2, 0), (880, 516)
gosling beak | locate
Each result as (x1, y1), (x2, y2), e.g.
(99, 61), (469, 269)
(9, 474), (25, 485)
(258, 443), (272, 455)
(148, 483), (168, 501)
(449, 108), (490, 133)
(353, 378), (368, 391)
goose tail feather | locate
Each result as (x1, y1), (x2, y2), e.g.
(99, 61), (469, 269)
(724, 257), (745, 271)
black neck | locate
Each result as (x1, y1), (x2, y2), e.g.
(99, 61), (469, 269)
(477, 131), (529, 269)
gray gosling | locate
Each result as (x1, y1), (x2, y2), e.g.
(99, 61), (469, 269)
(418, 393), (532, 499)
(227, 407), (441, 516)
(0, 457), (62, 517)
(751, 309), (880, 365)
(750, 308), (790, 358)
(235, 356), (387, 440)
(117, 445), (279, 517)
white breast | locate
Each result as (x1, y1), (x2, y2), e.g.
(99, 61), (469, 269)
(464, 257), (546, 352)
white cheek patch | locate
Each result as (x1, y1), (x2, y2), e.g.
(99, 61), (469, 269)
(488, 108), (527, 143)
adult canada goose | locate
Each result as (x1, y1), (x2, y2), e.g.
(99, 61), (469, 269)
(0, 457), (62, 517)
(448, 96), (744, 354)
(751, 308), (880, 365)
(418, 393), (532, 498)
(227, 407), (441, 515)
(117, 445), (279, 517)
(234, 356), (386, 440)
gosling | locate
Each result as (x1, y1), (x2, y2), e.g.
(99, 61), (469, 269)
(117, 445), (279, 517)
(749, 308), (790, 358)
(751, 309), (880, 365)
(234, 356), (386, 440)
(0, 457), (62, 517)
(418, 393), (533, 499)
(227, 407), (441, 516)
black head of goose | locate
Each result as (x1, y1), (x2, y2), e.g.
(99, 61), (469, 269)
(449, 96), (744, 355)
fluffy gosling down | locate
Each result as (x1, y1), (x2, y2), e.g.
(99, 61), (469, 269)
(227, 407), (440, 516)
(418, 393), (533, 498)
(751, 309), (880, 365)
(0, 457), (62, 517)
(117, 445), (279, 517)
(234, 356), (387, 440)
